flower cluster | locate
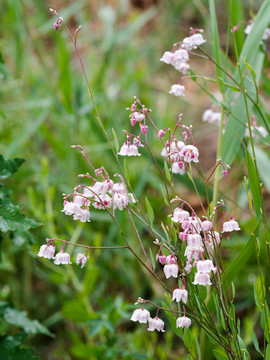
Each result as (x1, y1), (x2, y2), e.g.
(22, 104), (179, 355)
(160, 29), (206, 96)
(62, 169), (136, 222)
(169, 201), (240, 288)
(160, 122), (199, 176)
(131, 300), (192, 333)
(37, 240), (89, 268)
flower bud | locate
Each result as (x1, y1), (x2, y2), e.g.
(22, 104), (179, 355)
(158, 129), (166, 138)
(158, 254), (166, 265)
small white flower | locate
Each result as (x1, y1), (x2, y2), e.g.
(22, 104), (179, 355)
(160, 51), (174, 64)
(112, 193), (129, 211)
(176, 316), (191, 328)
(76, 253), (88, 268)
(118, 144), (141, 157)
(196, 260), (216, 273)
(130, 308), (150, 323)
(171, 161), (186, 175)
(172, 288), (188, 303)
(181, 145), (199, 163)
(193, 272), (212, 286)
(73, 208), (90, 222)
(92, 194), (112, 209)
(163, 264), (178, 279)
(37, 244), (55, 259)
(222, 219), (240, 233)
(54, 251), (72, 265)
(201, 220), (213, 231)
(171, 208), (189, 223)
(190, 33), (206, 48)
(173, 49), (189, 62)
(173, 61), (190, 74)
(147, 317), (165, 332)
(187, 234), (203, 251)
(169, 84), (185, 97)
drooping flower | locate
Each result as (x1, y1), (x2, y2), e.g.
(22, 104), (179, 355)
(171, 208), (189, 223)
(76, 253), (88, 268)
(193, 272), (212, 286)
(54, 251), (72, 265)
(172, 288), (188, 303)
(222, 219), (240, 233)
(169, 84), (185, 97)
(160, 51), (175, 64)
(171, 161), (186, 175)
(181, 145), (199, 163)
(37, 244), (55, 259)
(147, 317), (165, 332)
(201, 220), (213, 231)
(130, 308), (150, 323)
(118, 144), (141, 156)
(176, 316), (191, 328)
(196, 260), (216, 273)
(163, 264), (178, 279)
(73, 208), (90, 222)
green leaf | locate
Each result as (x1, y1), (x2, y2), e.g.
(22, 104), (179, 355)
(0, 198), (41, 233)
(266, 344), (270, 360)
(111, 128), (119, 153)
(195, 335), (201, 360)
(164, 160), (171, 183)
(62, 300), (98, 323)
(222, 0), (270, 165)
(145, 197), (154, 226)
(183, 327), (192, 349)
(124, 158), (130, 185)
(209, 0), (225, 93)
(213, 348), (228, 360)
(245, 149), (261, 218)
(251, 328), (263, 355)
(0, 155), (25, 180)
(3, 308), (53, 337)
(254, 277), (264, 310)
(0, 333), (40, 360)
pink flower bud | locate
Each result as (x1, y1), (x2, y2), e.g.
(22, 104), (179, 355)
(54, 22), (60, 30)
(158, 254), (166, 265)
(222, 169), (227, 177)
(166, 255), (176, 265)
(140, 125), (148, 134)
(179, 232), (188, 241)
(158, 129), (166, 138)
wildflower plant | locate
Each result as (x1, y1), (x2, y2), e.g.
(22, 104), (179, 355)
(36, 2), (270, 359)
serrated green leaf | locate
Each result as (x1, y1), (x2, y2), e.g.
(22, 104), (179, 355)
(0, 199), (41, 233)
(0, 155), (25, 180)
(3, 308), (53, 337)
(111, 128), (119, 153)
(145, 197), (154, 226)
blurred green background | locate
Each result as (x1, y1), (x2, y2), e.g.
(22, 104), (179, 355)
(0, 0), (269, 359)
